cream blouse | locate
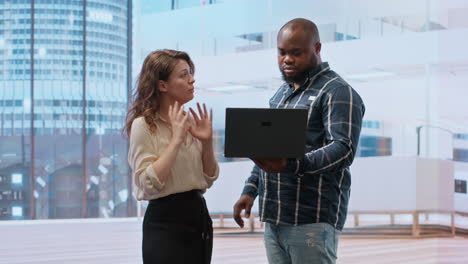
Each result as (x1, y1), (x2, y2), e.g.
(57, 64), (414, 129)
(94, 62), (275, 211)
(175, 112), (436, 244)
(128, 115), (219, 200)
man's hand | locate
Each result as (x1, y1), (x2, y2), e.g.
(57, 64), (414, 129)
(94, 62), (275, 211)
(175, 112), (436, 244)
(233, 194), (254, 228)
(252, 158), (287, 173)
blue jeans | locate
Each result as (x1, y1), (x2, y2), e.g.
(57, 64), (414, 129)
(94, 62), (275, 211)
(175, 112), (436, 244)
(264, 222), (340, 264)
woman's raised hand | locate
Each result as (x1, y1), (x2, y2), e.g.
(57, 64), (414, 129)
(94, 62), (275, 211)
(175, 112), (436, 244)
(188, 103), (213, 143)
(168, 101), (190, 145)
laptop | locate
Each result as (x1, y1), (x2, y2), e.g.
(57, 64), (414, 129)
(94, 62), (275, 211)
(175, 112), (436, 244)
(224, 108), (308, 158)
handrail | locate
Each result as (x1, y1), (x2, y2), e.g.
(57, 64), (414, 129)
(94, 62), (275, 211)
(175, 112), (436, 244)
(210, 210), (468, 237)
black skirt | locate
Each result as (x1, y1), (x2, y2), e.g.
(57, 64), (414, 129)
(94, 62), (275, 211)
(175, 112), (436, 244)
(142, 190), (213, 264)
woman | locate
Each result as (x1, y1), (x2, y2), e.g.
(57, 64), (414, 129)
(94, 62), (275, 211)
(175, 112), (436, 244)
(125, 49), (219, 264)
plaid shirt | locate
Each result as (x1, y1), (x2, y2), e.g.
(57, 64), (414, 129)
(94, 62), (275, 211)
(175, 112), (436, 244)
(241, 62), (365, 231)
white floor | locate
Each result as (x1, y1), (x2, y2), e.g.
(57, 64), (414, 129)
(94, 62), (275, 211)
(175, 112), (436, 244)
(1, 218), (468, 264)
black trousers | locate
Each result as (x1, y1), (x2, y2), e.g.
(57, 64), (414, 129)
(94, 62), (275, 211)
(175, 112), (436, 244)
(142, 190), (213, 264)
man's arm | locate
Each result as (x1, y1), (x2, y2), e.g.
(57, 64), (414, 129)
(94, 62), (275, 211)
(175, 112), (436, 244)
(233, 165), (261, 227)
(283, 85), (365, 175)
(241, 165), (261, 198)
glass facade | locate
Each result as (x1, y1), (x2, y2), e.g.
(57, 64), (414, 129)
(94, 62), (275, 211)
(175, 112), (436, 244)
(138, 0), (468, 163)
(0, 0), (133, 220)
(1, 0), (468, 221)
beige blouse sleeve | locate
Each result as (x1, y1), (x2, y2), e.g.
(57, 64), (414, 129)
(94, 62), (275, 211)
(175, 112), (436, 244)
(193, 137), (220, 189)
(204, 163), (219, 188)
(128, 118), (165, 195)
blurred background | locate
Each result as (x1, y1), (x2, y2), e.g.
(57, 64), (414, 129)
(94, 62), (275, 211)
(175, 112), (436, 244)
(0, 0), (467, 263)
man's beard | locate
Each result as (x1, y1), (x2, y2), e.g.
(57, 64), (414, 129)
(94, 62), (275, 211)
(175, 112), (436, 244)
(280, 69), (309, 85)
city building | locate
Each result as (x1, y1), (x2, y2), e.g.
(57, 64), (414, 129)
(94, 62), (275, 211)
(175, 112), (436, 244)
(0, 0), (132, 220)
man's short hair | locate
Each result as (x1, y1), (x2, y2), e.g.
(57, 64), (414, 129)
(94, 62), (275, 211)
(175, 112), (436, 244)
(279, 18), (320, 43)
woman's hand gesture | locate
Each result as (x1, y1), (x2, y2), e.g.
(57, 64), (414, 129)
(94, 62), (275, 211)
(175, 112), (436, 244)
(168, 101), (190, 145)
(189, 103), (213, 143)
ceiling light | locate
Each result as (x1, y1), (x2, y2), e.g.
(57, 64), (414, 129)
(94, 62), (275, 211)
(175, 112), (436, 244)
(346, 71), (395, 80)
(205, 85), (252, 92)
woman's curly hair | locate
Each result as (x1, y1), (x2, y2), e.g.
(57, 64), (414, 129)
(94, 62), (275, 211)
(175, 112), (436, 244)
(124, 49), (194, 137)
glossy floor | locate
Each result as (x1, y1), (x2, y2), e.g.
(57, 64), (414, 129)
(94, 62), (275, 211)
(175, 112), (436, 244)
(1, 219), (467, 264)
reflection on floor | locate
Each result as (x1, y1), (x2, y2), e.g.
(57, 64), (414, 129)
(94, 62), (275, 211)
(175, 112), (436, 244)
(0, 219), (467, 264)
(213, 235), (468, 264)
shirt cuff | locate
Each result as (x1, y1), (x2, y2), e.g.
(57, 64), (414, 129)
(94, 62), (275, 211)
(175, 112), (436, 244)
(145, 164), (165, 190)
(241, 183), (258, 198)
(204, 164), (219, 187)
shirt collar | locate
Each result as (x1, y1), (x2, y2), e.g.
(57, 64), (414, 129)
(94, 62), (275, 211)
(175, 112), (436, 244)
(306, 62), (329, 80)
(286, 62), (330, 90)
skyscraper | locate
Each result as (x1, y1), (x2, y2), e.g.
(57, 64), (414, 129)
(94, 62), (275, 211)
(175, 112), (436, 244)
(0, 0), (133, 220)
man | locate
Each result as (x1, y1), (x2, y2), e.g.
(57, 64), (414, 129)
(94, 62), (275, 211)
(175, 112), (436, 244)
(233, 18), (365, 264)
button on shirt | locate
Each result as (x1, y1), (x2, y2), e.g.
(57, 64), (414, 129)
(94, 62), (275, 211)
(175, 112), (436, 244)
(241, 62), (365, 231)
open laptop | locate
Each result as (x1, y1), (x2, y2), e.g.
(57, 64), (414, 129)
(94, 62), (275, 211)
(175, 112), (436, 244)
(224, 108), (308, 158)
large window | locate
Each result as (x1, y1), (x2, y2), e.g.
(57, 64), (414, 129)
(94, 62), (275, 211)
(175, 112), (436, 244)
(0, 0), (133, 220)
(138, 0), (468, 162)
(3, 0), (468, 220)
